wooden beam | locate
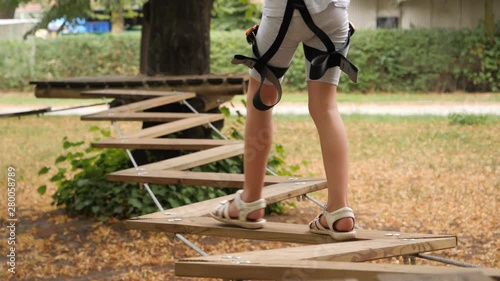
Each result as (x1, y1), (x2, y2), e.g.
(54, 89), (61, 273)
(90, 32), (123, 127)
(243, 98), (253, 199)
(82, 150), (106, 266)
(101, 93), (196, 114)
(378, 272), (495, 281)
(129, 180), (326, 219)
(180, 238), (457, 263)
(92, 138), (241, 150)
(32, 74), (248, 99)
(82, 112), (211, 122)
(125, 216), (455, 245)
(123, 114), (224, 139)
(35, 84), (245, 99)
(175, 260), (500, 281)
(113, 143), (244, 172)
(81, 89), (179, 98)
(108, 169), (319, 188)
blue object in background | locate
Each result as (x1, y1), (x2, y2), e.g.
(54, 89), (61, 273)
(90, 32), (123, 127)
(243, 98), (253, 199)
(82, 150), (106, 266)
(48, 17), (110, 34)
(85, 21), (111, 33)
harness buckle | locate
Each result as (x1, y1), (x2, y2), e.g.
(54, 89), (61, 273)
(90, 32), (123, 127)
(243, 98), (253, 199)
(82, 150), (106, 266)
(245, 24), (259, 45)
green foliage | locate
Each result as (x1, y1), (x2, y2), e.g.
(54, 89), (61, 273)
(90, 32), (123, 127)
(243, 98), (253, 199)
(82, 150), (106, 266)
(212, 0), (261, 31)
(24, 0), (147, 37)
(457, 23), (500, 92)
(36, 127), (233, 220)
(210, 30), (250, 74)
(2, 24), (498, 92)
(338, 26), (499, 93)
(448, 114), (488, 126)
(38, 111), (299, 220)
(24, 0), (92, 38)
(0, 33), (141, 90)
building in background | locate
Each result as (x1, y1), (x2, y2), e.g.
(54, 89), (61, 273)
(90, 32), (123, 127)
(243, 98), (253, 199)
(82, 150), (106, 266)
(350, 0), (500, 29)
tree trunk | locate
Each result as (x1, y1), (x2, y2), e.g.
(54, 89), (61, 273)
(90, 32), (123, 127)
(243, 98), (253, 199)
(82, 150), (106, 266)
(484, 0), (494, 37)
(134, 0), (218, 165)
(140, 0), (213, 75)
(0, 3), (16, 19)
(111, 7), (124, 33)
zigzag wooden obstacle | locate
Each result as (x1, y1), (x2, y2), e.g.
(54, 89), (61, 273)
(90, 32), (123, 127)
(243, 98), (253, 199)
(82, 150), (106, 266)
(30, 77), (499, 280)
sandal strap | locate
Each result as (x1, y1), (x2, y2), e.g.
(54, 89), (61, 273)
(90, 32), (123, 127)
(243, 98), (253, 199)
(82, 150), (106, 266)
(234, 190), (266, 221)
(323, 207), (355, 231)
(214, 200), (231, 219)
(309, 214), (328, 231)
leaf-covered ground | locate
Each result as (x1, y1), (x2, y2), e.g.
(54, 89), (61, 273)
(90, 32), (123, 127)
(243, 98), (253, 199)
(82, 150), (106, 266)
(0, 113), (498, 280)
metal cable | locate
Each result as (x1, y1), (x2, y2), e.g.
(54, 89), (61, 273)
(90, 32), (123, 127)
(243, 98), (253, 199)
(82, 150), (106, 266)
(303, 194), (324, 208)
(414, 253), (483, 268)
(112, 122), (164, 211)
(182, 100), (228, 140)
(182, 100), (277, 176)
(110, 121), (209, 256)
(183, 99), (484, 269)
(175, 234), (208, 256)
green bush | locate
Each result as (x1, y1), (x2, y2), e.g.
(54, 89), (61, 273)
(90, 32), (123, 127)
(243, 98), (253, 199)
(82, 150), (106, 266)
(37, 109), (298, 220)
(1, 25), (498, 93)
(448, 113), (489, 126)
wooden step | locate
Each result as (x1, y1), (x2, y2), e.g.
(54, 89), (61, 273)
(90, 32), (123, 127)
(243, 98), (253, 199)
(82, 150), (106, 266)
(126, 216), (456, 245)
(378, 272), (496, 281)
(81, 89), (180, 98)
(91, 92), (196, 115)
(123, 114), (225, 139)
(112, 143), (244, 172)
(176, 260), (499, 281)
(108, 169), (320, 188)
(180, 238), (457, 263)
(82, 112), (213, 122)
(92, 138), (241, 150)
(130, 179), (327, 219)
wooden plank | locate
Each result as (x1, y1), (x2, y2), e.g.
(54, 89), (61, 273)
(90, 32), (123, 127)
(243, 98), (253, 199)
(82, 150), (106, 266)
(92, 138), (241, 150)
(81, 89), (177, 98)
(175, 260), (500, 281)
(113, 143), (244, 172)
(102, 93), (196, 114)
(82, 112), (210, 122)
(180, 238), (457, 263)
(378, 272), (495, 281)
(31, 74), (248, 85)
(36, 84), (246, 98)
(124, 114), (225, 138)
(125, 216), (455, 245)
(108, 169), (318, 188)
(129, 180), (327, 219)
(32, 74), (248, 99)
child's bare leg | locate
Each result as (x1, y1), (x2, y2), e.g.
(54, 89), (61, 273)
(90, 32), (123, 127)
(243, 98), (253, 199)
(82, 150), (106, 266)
(228, 77), (278, 220)
(307, 81), (354, 232)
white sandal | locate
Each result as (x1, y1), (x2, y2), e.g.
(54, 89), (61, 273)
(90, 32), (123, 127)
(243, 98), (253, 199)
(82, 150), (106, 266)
(210, 190), (266, 229)
(309, 207), (356, 241)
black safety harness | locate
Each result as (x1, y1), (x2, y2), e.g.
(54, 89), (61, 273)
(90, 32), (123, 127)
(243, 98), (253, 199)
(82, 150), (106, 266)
(232, 0), (358, 111)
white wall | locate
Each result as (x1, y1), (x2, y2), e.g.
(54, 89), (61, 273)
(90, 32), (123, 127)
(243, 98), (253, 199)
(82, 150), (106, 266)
(349, 0), (378, 29)
(0, 19), (38, 40)
(350, 0), (500, 29)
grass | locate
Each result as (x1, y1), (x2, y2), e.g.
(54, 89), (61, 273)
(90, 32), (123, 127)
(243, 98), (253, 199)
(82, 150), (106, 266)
(279, 91), (500, 103)
(1, 91), (499, 106)
(0, 114), (498, 280)
(0, 91), (110, 106)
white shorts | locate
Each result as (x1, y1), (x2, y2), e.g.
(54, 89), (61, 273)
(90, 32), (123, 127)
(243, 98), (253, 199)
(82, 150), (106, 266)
(249, 3), (350, 86)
